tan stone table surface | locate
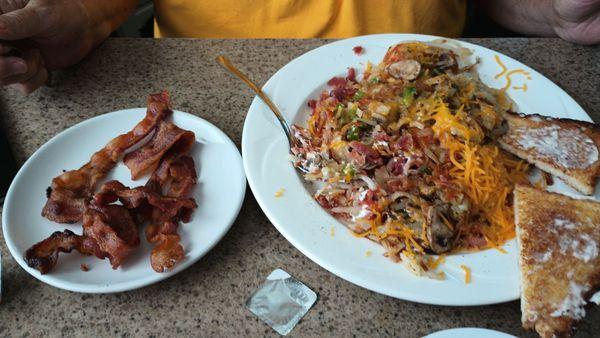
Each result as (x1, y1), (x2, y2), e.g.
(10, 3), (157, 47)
(0, 38), (598, 337)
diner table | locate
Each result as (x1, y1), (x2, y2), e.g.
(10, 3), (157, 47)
(0, 37), (599, 337)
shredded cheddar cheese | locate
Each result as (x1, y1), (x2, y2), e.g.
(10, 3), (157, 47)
(512, 84), (528, 92)
(428, 255), (446, 270)
(494, 55), (507, 79)
(494, 246), (508, 254)
(460, 264), (471, 284)
(430, 100), (529, 250)
(502, 69), (530, 91)
(494, 55), (531, 92)
(274, 188), (285, 198)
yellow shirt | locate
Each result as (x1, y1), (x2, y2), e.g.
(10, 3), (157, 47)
(154, 0), (466, 38)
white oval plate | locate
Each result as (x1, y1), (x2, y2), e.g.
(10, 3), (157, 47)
(424, 328), (517, 338)
(242, 34), (595, 305)
(3, 109), (246, 293)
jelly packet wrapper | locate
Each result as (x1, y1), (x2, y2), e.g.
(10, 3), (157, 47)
(245, 269), (317, 335)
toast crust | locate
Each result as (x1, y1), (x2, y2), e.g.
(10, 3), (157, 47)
(515, 185), (600, 338)
(499, 113), (600, 195)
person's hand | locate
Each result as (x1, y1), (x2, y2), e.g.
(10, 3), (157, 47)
(0, 0), (136, 94)
(552, 0), (600, 44)
(0, 45), (47, 94)
(0, 0), (94, 93)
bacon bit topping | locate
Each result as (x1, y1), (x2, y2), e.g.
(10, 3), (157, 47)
(347, 68), (356, 82)
(80, 264), (89, 272)
(353, 46), (365, 55)
(327, 76), (346, 87)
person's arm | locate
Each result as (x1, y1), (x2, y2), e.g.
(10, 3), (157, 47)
(482, 0), (600, 45)
(0, 0), (138, 94)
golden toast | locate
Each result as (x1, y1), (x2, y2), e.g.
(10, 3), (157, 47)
(499, 113), (600, 195)
(514, 185), (600, 338)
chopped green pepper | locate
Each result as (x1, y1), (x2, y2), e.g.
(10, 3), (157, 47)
(353, 91), (365, 101)
(369, 77), (380, 84)
(402, 87), (417, 106)
(346, 124), (362, 141)
(419, 165), (432, 175)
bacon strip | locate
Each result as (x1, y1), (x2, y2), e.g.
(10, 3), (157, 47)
(26, 183), (144, 274)
(93, 178), (197, 272)
(42, 92), (172, 223)
(26, 91), (199, 274)
(24, 229), (105, 274)
(123, 121), (195, 180)
(149, 234), (184, 272)
(82, 202), (140, 269)
(145, 154), (197, 272)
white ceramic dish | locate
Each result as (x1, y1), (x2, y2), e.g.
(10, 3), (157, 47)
(424, 328), (517, 338)
(242, 34), (595, 305)
(3, 109), (246, 293)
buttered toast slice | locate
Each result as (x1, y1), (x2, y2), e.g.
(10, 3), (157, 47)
(499, 113), (600, 195)
(514, 185), (600, 338)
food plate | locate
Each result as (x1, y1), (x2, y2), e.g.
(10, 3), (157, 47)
(3, 109), (246, 293)
(242, 34), (594, 305)
(423, 328), (517, 338)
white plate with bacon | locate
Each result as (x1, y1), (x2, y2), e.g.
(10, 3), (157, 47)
(3, 92), (246, 293)
(242, 34), (594, 305)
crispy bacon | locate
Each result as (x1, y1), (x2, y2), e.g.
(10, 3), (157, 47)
(124, 121), (195, 180)
(42, 92), (172, 223)
(144, 152), (197, 272)
(27, 194), (147, 273)
(27, 91), (199, 274)
(82, 203), (139, 269)
(24, 229), (105, 274)
(150, 234), (185, 272)
(96, 181), (196, 220)
(93, 176), (197, 272)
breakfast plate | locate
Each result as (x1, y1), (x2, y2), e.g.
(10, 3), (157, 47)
(241, 34), (594, 305)
(3, 108), (246, 293)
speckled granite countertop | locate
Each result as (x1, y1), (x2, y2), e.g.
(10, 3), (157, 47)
(0, 38), (598, 337)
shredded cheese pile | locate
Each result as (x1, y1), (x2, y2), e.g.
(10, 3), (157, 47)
(430, 99), (529, 250)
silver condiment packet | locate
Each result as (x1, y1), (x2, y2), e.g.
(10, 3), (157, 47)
(246, 269), (317, 335)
